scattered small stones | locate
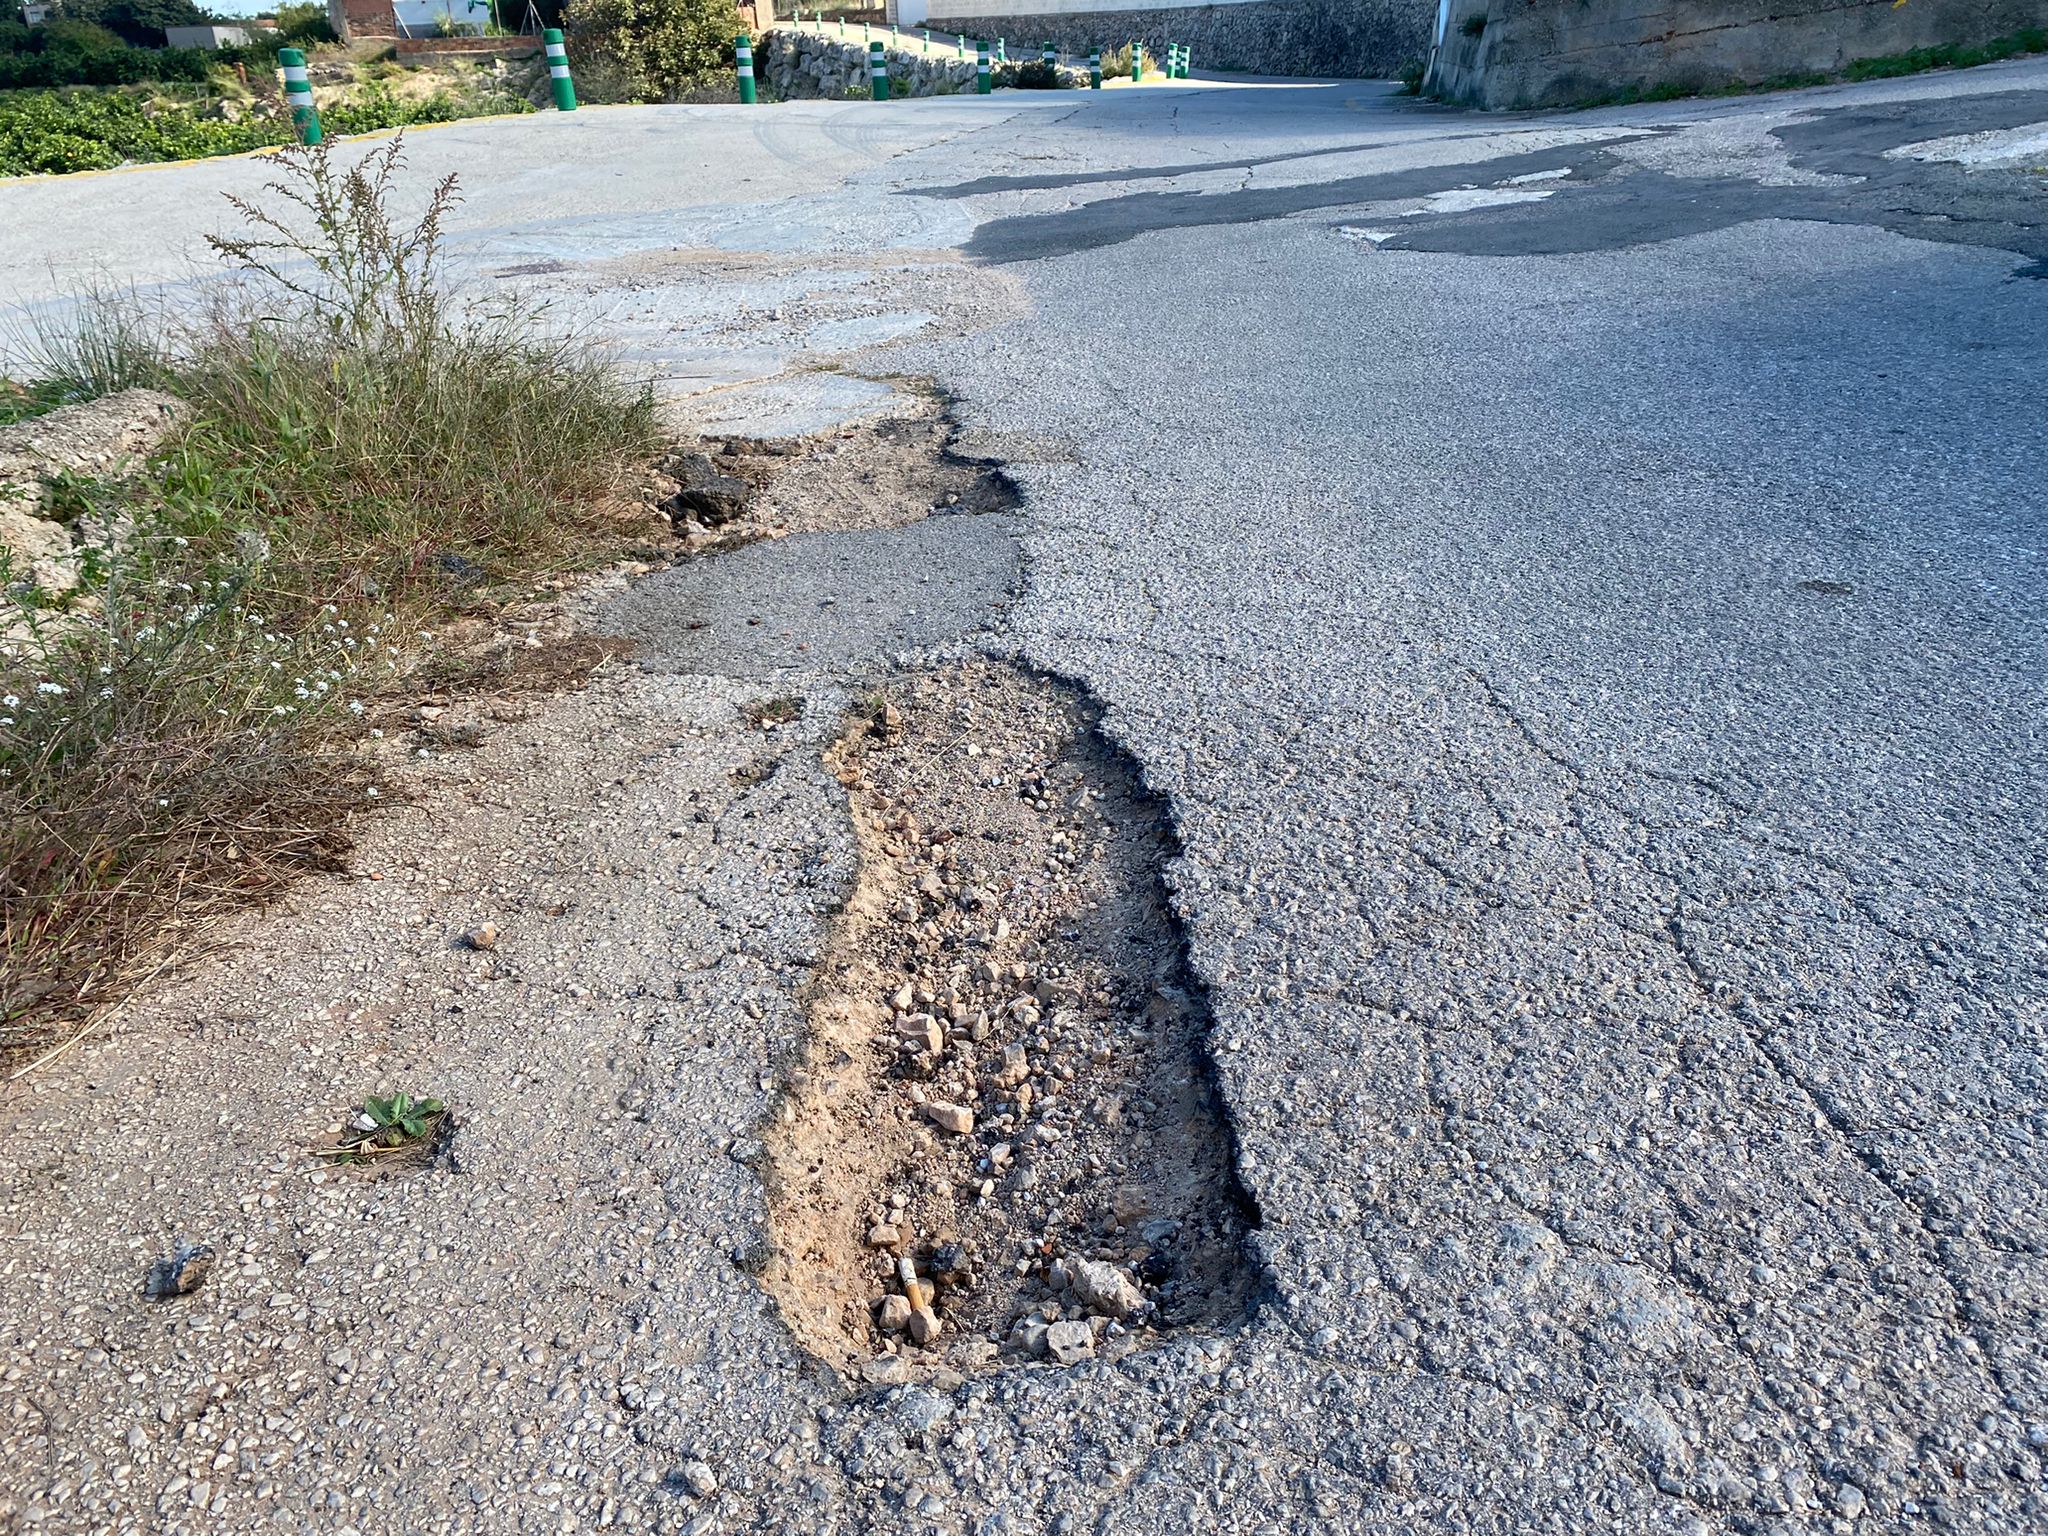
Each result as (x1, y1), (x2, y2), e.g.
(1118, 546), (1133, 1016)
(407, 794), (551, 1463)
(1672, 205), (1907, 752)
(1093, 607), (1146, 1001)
(461, 922), (499, 951)
(142, 1240), (215, 1300)
(764, 662), (1256, 1384)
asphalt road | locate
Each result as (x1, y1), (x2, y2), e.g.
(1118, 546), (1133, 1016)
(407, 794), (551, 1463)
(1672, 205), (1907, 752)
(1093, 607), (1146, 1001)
(3, 57), (2045, 1536)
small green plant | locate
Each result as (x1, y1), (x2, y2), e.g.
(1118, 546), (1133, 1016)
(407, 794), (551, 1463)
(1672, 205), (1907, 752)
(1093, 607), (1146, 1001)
(744, 694), (802, 729)
(316, 1090), (449, 1161)
(1398, 56), (1424, 94)
(15, 282), (172, 400)
(361, 1090), (446, 1145)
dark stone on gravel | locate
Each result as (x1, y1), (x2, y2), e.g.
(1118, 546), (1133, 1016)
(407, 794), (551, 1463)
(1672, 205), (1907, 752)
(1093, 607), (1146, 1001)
(142, 1241), (214, 1300)
(664, 452), (753, 527)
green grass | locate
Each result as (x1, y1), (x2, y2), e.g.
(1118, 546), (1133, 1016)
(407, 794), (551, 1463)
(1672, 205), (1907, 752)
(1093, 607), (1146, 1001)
(1844, 26), (2046, 81)
(2, 137), (659, 1067)
(1567, 25), (2047, 109)
(0, 377), (69, 424)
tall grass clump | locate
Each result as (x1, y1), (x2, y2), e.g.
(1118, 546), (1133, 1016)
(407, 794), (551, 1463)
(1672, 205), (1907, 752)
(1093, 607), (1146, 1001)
(2, 135), (659, 1069)
(19, 282), (174, 401)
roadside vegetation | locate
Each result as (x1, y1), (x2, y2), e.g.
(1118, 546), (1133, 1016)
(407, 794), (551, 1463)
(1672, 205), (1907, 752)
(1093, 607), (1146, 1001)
(562, 0), (741, 102)
(0, 137), (661, 1070)
(1571, 24), (2048, 107)
(0, 78), (529, 176)
(0, 3), (534, 177)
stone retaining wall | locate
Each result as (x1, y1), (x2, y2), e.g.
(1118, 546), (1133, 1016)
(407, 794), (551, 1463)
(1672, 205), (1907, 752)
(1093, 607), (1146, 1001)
(927, 0), (1434, 78)
(760, 31), (1087, 97)
(1426, 0), (2046, 109)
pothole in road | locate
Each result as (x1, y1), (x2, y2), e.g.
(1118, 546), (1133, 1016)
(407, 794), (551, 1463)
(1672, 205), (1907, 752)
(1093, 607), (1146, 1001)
(762, 661), (1260, 1384)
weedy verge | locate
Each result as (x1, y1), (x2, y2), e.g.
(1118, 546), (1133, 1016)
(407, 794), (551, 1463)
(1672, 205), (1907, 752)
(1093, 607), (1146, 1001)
(1, 135), (662, 1073)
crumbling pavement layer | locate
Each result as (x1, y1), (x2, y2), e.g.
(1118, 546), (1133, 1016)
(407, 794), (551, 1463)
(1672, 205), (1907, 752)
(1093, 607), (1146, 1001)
(766, 662), (1257, 1381)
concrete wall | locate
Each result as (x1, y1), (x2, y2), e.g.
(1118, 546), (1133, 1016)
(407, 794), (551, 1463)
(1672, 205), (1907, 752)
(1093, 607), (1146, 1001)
(1426, 0), (2047, 109)
(928, 0), (1435, 76)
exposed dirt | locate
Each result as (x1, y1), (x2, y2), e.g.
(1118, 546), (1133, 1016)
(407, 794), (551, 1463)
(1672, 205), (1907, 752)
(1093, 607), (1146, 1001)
(659, 384), (1014, 552)
(742, 388), (1015, 537)
(762, 661), (1259, 1384)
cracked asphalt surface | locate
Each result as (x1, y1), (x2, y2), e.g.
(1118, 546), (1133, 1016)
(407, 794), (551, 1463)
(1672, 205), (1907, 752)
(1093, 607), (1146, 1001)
(3, 54), (2045, 1536)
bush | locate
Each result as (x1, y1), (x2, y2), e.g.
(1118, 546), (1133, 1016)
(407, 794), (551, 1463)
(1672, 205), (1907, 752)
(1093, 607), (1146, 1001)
(57, 0), (210, 48)
(1097, 42), (1147, 79)
(273, 2), (337, 45)
(0, 89), (281, 175)
(564, 0), (741, 101)
(1008, 59), (1061, 89)
(0, 21), (216, 89)
(2, 137), (659, 1064)
(0, 80), (531, 177)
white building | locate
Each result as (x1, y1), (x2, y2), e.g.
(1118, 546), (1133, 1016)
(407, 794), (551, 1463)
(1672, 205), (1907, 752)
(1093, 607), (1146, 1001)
(165, 23), (256, 47)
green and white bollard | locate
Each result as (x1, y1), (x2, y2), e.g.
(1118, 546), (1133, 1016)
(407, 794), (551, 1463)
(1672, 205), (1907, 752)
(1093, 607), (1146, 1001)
(868, 39), (888, 100)
(976, 37), (990, 93)
(996, 37), (1005, 63)
(542, 28), (576, 111)
(1129, 40), (1141, 83)
(1041, 40), (1054, 69)
(956, 32), (965, 57)
(278, 46), (321, 143)
(1088, 47), (1100, 88)
(734, 32), (755, 103)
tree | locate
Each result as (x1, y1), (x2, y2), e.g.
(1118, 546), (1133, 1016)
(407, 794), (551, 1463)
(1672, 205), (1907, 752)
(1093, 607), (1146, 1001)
(565, 0), (739, 100)
(60, 0), (210, 47)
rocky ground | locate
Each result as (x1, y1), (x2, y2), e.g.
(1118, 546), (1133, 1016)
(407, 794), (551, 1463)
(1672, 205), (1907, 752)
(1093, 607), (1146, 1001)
(766, 660), (1255, 1381)
(0, 389), (188, 637)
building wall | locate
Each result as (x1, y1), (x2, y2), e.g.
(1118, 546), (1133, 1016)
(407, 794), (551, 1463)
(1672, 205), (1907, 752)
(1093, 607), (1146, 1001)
(164, 23), (253, 47)
(330, 0), (401, 40)
(927, 0), (1435, 77)
(1426, 0), (2046, 109)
